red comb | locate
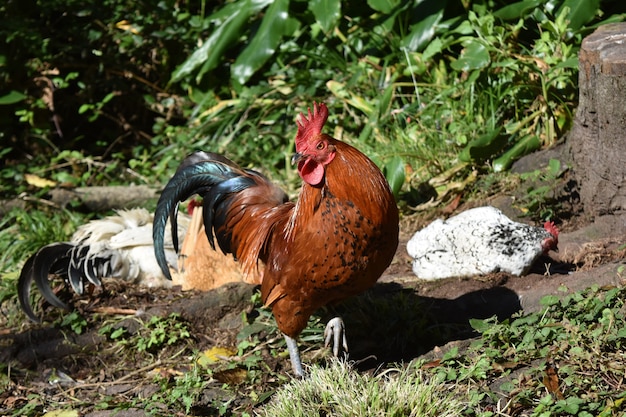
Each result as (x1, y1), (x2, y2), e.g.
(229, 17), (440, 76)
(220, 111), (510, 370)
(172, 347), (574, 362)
(295, 102), (328, 152)
(543, 221), (559, 239)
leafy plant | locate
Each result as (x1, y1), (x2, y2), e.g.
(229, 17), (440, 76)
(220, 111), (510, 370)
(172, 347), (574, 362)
(517, 158), (565, 221)
(99, 313), (191, 353)
(59, 311), (88, 335)
(429, 284), (626, 415)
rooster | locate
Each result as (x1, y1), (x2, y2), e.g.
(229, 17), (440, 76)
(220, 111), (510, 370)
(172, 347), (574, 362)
(153, 102), (399, 376)
(406, 206), (559, 280)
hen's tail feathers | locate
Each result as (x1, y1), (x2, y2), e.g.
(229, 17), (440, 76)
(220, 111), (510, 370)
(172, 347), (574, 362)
(18, 243), (74, 322)
(18, 242), (110, 322)
(153, 153), (255, 281)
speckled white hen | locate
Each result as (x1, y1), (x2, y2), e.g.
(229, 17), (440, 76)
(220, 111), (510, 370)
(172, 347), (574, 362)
(70, 208), (186, 288)
(406, 206), (559, 280)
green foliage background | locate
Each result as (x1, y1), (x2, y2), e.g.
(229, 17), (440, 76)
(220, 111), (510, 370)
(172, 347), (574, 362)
(1, 0), (625, 199)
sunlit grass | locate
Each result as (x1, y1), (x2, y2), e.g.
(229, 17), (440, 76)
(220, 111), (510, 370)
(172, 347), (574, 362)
(259, 359), (466, 417)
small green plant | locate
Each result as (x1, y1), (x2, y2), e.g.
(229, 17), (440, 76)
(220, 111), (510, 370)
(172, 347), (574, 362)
(98, 313), (191, 353)
(150, 364), (208, 414)
(59, 311), (88, 335)
(136, 313), (191, 353)
(518, 158), (565, 221)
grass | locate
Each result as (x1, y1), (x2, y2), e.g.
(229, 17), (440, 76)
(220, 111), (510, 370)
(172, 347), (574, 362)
(259, 359), (467, 417)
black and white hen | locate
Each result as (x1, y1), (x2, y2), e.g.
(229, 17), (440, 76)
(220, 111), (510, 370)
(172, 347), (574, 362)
(17, 208), (187, 322)
(407, 206), (559, 280)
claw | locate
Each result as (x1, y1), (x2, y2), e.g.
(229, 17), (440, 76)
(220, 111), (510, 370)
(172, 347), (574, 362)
(324, 317), (348, 357)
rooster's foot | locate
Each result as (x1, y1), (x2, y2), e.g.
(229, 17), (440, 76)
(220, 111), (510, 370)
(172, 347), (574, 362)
(324, 316), (349, 357)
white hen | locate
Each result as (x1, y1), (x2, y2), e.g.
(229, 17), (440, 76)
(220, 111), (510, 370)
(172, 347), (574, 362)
(70, 208), (185, 288)
(407, 206), (559, 280)
(17, 208), (187, 322)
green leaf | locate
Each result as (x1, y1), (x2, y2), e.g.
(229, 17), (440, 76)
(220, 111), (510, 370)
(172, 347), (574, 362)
(367, 0), (399, 14)
(309, 0), (341, 33)
(450, 39), (490, 71)
(492, 135), (541, 172)
(469, 318), (492, 333)
(0, 90), (27, 105)
(232, 0), (295, 85)
(553, 56), (578, 70)
(383, 156), (405, 197)
(171, 0), (273, 84)
(458, 128), (505, 163)
(539, 294), (560, 307)
(559, 0), (600, 31)
(493, 0), (543, 20)
(401, 1), (446, 52)
(376, 82), (395, 122)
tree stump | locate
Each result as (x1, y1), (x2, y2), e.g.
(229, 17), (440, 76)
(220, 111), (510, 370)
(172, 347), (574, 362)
(568, 23), (626, 217)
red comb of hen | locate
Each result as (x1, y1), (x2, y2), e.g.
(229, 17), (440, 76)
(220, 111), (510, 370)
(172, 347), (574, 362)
(295, 102), (328, 152)
(543, 221), (559, 239)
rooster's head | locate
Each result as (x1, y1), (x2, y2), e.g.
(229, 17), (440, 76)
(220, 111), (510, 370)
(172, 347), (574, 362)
(542, 221), (559, 253)
(292, 102), (337, 186)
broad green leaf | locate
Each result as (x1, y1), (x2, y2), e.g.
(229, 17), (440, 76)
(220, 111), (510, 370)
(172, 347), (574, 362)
(309, 0), (341, 33)
(383, 156), (405, 197)
(422, 37), (444, 61)
(469, 318), (492, 333)
(493, 0), (543, 20)
(376, 82), (395, 122)
(232, 0), (295, 85)
(367, 0), (399, 14)
(539, 294), (561, 307)
(401, 1), (446, 52)
(458, 128), (505, 163)
(171, 0), (272, 84)
(0, 90), (27, 105)
(492, 135), (541, 172)
(450, 39), (490, 71)
(553, 56), (578, 70)
(559, 0), (600, 31)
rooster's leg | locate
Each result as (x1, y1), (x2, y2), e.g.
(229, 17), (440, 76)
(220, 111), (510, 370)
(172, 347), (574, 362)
(284, 334), (304, 377)
(324, 317), (348, 357)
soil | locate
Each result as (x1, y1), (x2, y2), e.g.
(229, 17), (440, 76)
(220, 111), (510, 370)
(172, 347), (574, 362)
(2, 147), (626, 416)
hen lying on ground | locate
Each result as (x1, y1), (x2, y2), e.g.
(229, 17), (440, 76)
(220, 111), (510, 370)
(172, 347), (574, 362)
(407, 206), (559, 280)
(17, 207), (249, 322)
(17, 208), (185, 322)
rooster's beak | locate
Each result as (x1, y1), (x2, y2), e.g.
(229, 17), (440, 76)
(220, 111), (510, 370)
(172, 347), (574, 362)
(291, 152), (305, 165)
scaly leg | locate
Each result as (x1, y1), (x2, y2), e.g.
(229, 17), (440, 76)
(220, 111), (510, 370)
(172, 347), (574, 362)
(324, 316), (348, 357)
(284, 334), (304, 378)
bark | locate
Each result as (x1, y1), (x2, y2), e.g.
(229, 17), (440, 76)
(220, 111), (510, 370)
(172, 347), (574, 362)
(568, 23), (626, 217)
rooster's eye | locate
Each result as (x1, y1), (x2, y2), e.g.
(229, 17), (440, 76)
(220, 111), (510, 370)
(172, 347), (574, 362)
(316, 141), (325, 150)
